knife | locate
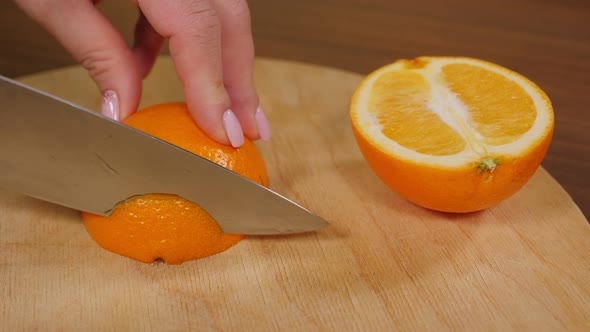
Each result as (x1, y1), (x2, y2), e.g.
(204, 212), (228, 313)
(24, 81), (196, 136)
(0, 75), (328, 235)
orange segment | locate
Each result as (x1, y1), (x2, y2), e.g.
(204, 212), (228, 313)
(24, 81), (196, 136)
(443, 64), (537, 146)
(350, 56), (554, 212)
(370, 70), (466, 156)
(82, 102), (269, 264)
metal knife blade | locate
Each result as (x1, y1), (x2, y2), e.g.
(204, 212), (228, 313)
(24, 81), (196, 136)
(0, 75), (328, 235)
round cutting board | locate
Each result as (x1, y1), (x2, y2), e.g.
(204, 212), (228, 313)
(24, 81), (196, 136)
(2, 57), (589, 331)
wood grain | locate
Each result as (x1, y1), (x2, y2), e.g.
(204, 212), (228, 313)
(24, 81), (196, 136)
(1, 57), (589, 331)
(0, 0), (588, 219)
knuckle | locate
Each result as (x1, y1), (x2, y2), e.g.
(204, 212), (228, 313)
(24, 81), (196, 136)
(183, 2), (220, 32)
(239, 94), (259, 110)
(78, 49), (119, 81)
(226, 85), (258, 108)
(221, 0), (251, 20)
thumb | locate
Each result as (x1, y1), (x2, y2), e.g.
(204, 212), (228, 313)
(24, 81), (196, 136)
(16, 0), (141, 120)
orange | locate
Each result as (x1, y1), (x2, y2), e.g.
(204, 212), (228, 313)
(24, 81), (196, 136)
(350, 56), (554, 213)
(82, 102), (269, 264)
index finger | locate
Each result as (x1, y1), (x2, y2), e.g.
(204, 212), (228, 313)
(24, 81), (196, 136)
(137, 0), (241, 146)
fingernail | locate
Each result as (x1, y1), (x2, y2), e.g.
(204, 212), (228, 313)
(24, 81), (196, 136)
(222, 109), (244, 148)
(255, 106), (271, 141)
(101, 90), (120, 121)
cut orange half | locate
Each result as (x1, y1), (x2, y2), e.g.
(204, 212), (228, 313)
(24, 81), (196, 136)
(350, 56), (554, 212)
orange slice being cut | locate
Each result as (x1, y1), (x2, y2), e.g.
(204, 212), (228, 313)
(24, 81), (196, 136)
(82, 103), (269, 264)
(350, 56), (554, 213)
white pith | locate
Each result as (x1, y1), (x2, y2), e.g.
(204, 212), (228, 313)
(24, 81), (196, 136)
(352, 57), (553, 168)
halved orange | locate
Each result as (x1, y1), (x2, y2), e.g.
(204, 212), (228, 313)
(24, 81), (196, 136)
(350, 56), (554, 212)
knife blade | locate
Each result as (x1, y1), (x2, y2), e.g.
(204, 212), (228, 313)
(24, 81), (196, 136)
(0, 75), (328, 235)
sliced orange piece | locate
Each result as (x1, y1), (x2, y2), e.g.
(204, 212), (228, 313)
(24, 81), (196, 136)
(350, 56), (554, 212)
(82, 103), (269, 264)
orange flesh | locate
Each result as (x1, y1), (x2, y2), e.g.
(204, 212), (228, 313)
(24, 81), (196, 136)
(369, 71), (466, 156)
(368, 63), (537, 156)
(443, 64), (536, 146)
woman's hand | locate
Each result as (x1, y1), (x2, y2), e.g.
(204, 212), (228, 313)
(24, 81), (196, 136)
(15, 0), (270, 147)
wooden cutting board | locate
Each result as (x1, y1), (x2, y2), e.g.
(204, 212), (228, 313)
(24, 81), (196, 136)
(1, 56), (589, 331)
